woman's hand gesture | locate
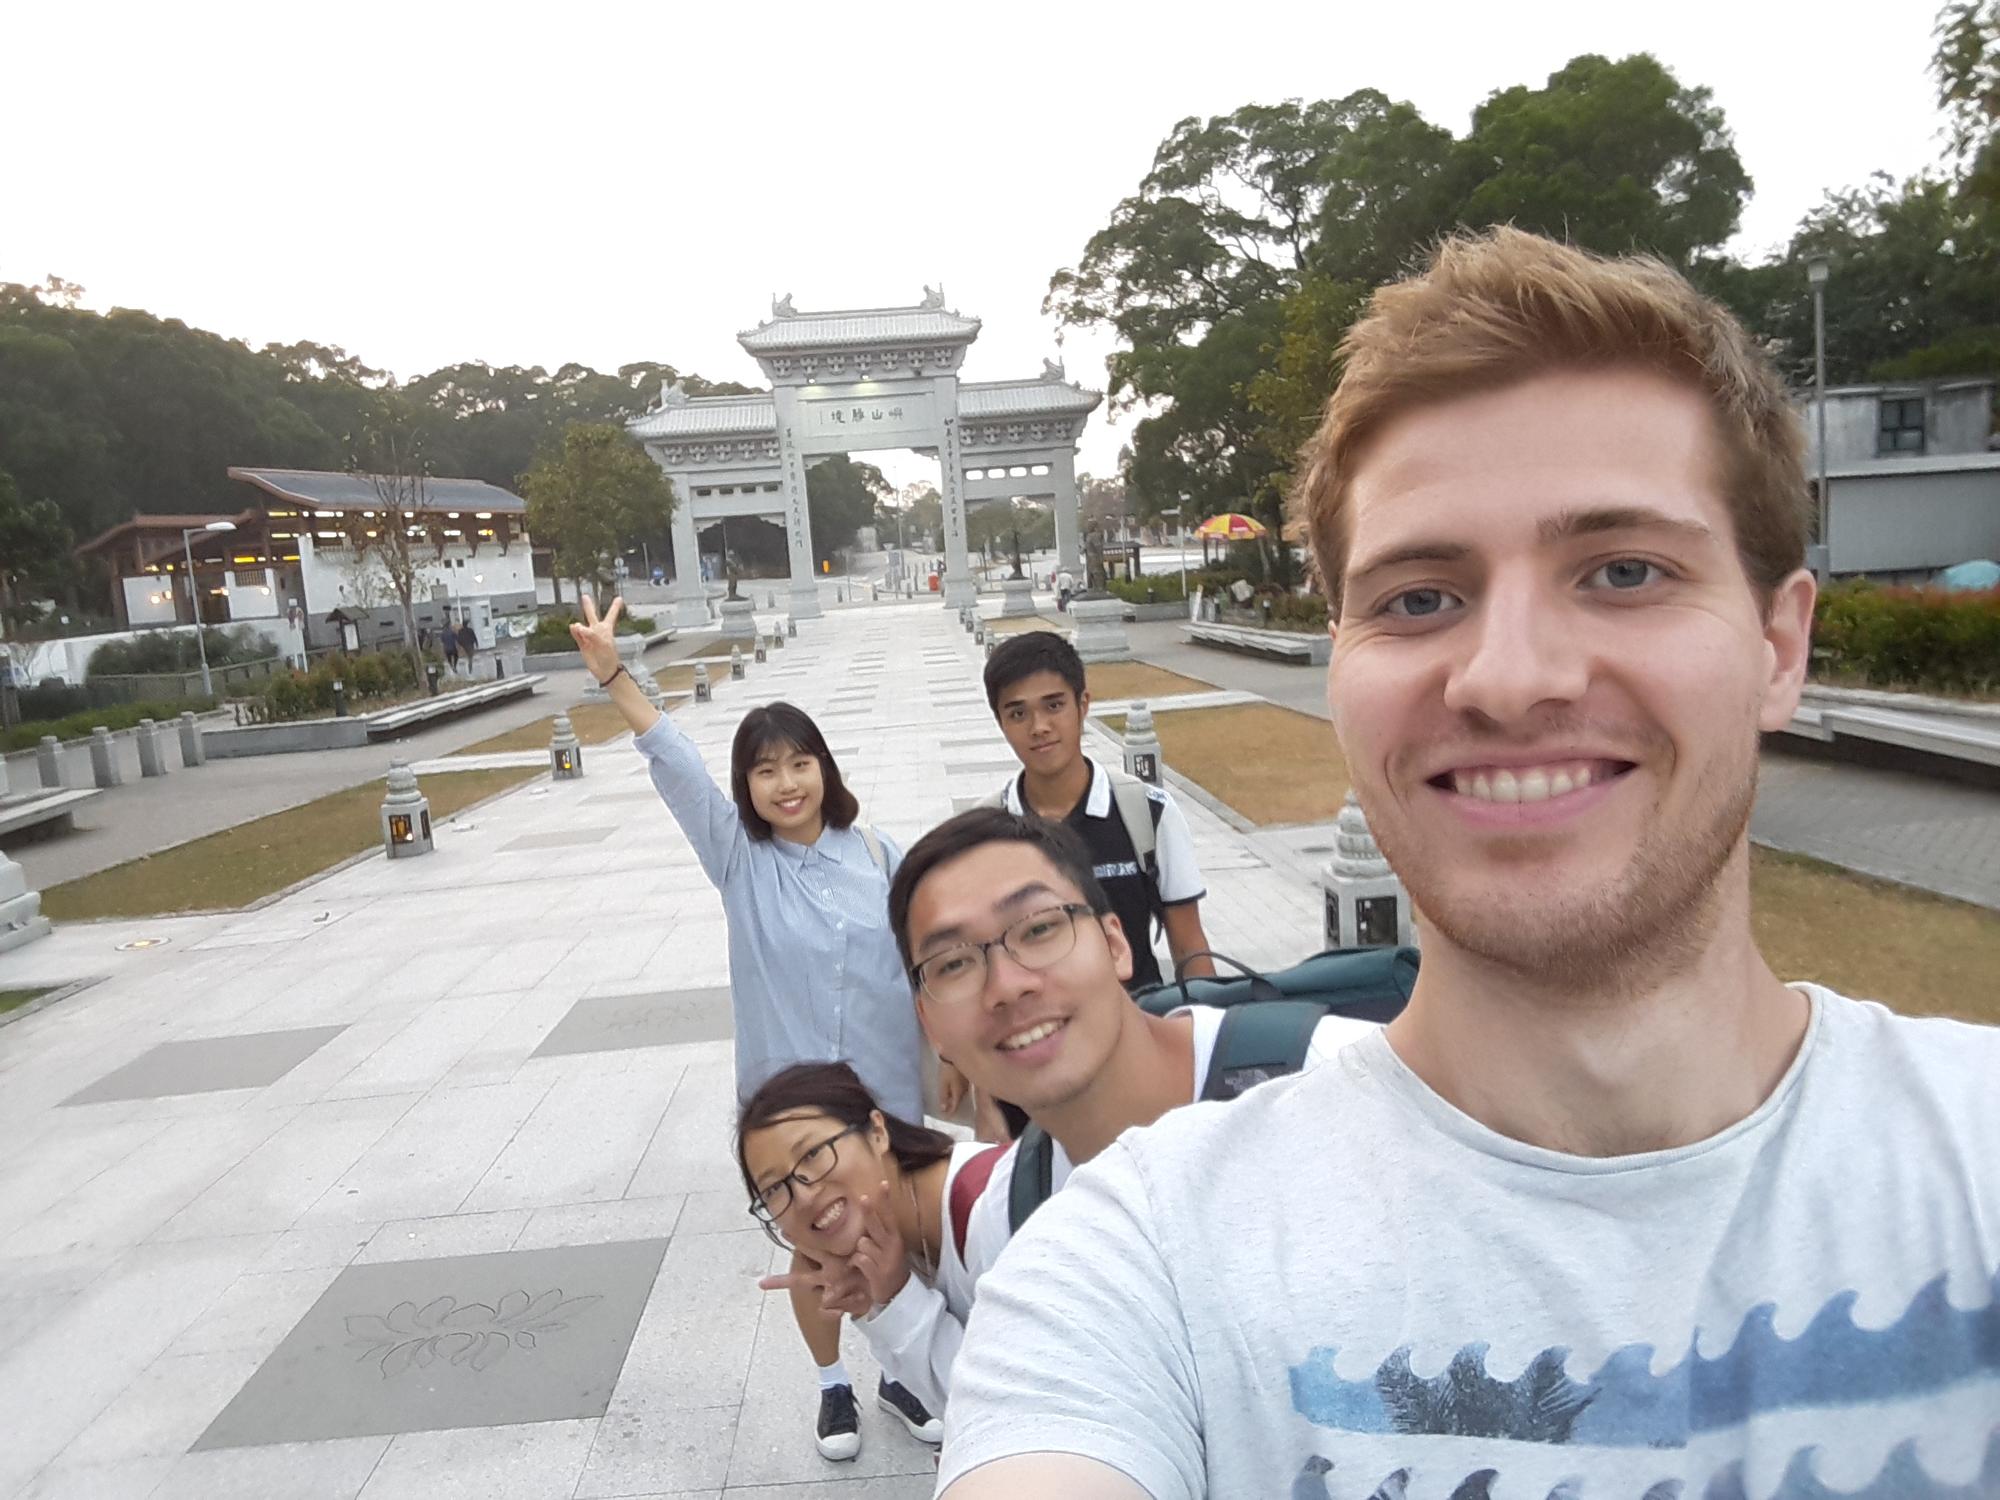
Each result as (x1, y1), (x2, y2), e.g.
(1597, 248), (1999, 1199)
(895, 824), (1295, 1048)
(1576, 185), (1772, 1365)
(569, 594), (624, 682)
(849, 1183), (913, 1307)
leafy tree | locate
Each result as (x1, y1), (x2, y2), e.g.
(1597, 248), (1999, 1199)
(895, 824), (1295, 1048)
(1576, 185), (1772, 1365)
(344, 399), (438, 679)
(521, 422), (677, 600)
(0, 467), (73, 632)
(1935, 0), (2000, 201)
(1050, 57), (1752, 571)
(1450, 54), (1751, 264)
(805, 454), (891, 557)
(885, 481), (941, 551)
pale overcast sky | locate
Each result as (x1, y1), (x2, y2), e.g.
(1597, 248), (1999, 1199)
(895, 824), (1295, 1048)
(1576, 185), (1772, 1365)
(4, 0), (1947, 487)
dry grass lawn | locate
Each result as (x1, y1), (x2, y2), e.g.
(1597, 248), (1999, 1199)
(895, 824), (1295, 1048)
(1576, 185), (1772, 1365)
(1102, 701), (1350, 826)
(1086, 663), (1213, 703)
(458, 702), (635, 756)
(1749, 849), (2000, 1025)
(985, 618), (1065, 638)
(684, 638), (741, 659)
(1100, 700), (1998, 1023)
(41, 767), (542, 921)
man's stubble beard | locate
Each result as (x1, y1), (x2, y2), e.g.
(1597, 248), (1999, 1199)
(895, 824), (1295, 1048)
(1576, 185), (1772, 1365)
(1370, 729), (1761, 998)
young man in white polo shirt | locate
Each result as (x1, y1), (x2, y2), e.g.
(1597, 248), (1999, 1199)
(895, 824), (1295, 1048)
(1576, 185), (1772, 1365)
(937, 230), (2000, 1496)
(982, 629), (1214, 994)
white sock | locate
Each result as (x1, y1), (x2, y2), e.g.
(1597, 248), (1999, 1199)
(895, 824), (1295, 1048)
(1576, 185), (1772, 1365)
(816, 1359), (851, 1391)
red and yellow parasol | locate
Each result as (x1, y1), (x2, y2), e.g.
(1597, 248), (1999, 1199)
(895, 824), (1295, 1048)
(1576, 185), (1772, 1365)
(1192, 512), (1269, 540)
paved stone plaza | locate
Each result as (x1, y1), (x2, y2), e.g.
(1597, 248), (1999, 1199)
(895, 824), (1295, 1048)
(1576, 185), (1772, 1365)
(0, 599), (1319, 1500)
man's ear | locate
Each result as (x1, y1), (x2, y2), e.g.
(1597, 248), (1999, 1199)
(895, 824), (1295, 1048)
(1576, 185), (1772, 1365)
(1098, 911), (1135, 984)
(1077, 686), (1091, 717)
(1758, 568), (1817, 733)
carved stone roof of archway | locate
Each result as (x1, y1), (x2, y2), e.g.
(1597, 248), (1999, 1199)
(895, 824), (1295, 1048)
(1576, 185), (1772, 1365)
(738, 305), (981, 354)
(627, 394), (777, 440)
(958, 379), (1102, 420)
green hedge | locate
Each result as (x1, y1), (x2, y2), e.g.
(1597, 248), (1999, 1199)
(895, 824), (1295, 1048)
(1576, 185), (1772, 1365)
(3, 698), (217, 754)
(1814, 582), (2000, 695)
(243, 650), (422, 724)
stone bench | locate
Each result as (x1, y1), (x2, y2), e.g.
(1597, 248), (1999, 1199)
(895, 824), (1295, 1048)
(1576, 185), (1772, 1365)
(365, 675), (544, 738)
(1816, 706), (2000, 769)
(0, 788), (101, 839)
(1183, 621), (1330, 665)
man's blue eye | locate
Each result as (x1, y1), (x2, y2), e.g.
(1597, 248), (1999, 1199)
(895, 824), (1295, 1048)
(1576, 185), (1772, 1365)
(1386, 588), (1454, 618)
(1593, 560), (1660, 590)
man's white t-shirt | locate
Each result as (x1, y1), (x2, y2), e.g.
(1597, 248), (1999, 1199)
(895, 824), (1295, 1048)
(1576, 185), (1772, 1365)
(860, 1006), (1377, 1414)
(939, 989), (2000, 1498)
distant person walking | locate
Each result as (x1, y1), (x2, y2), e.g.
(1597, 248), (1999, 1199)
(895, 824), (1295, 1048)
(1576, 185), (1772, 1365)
(455, 620), (477, 677)
(441, 625), (459, 675)
(1055, 568), (1075, 611)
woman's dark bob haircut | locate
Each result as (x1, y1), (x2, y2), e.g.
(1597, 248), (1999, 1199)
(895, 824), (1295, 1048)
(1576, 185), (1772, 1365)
(730, 701), (859, 840)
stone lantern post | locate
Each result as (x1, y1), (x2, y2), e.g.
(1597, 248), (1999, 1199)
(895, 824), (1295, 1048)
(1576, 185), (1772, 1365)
(786, 616), (797, 639)
(550, 713), (583, 780)
(694, 664), (712, 704)
(1122, 701), (1162, 785)
(1321, 790), (1415, 949)
(771, 629), (784, 652)
(730, 645), (746, 681)
(754, 638), (767, 664)
(380, 760), (434, 858)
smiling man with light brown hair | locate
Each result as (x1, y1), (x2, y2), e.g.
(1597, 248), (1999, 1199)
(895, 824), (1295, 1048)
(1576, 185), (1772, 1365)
(934, 228), (2000, 1499)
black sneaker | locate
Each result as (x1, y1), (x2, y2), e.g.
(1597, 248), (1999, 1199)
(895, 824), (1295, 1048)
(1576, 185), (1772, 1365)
(877, 1376), (944, 1444)
(815, 1383), (861, 1461)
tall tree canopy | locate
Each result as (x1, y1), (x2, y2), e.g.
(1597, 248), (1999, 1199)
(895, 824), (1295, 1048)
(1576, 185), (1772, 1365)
(0, 279), (745, 553)
(805, 454), (892, 557)
(521, 422), (678, 596)
(1048, 53), (1754, 546)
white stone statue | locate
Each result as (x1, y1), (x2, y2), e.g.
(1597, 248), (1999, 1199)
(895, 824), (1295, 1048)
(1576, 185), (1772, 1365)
(658, 380), (690, 408)
(921, 283), (946, 310)
(771, 292), (796, 318)
(1041, 356), (1067, 383)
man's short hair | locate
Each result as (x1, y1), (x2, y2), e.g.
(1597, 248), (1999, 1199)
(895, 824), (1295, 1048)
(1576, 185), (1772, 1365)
(887, 807), (1111, 969)
(1295, 226), (1808, 615)
(983, 630), (1087, 716)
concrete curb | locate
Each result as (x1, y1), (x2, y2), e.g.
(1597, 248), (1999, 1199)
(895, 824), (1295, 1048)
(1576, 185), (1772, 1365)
(0, 973), (108, 1032)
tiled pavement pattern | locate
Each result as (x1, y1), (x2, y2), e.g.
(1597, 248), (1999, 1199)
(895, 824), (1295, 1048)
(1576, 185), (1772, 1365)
(0, 600), (1323, 1500)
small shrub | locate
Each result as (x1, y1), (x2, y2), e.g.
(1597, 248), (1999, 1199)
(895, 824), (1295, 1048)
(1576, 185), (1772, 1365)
(1813, 583), (2000, 695)
(88, 625), (270, 677)
(527, 611), (650, 653)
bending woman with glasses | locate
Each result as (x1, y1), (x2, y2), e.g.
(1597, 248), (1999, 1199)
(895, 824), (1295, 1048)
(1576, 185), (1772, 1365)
(570, 597), (944, 1462)
(739, 1063), (996, 1429)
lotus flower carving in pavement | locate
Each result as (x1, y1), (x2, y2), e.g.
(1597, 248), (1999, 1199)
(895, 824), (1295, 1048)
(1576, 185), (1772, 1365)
(344, 1288), (601, 1379)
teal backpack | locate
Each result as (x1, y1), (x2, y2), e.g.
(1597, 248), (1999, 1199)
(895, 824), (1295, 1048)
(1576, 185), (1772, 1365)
(1005, 945), (1418, 1232)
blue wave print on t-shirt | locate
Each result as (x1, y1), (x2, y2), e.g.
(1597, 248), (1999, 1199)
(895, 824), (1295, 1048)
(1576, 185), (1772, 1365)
(1288, 1263), (2000, 1445)
(1286, 1429), (2000, 1499)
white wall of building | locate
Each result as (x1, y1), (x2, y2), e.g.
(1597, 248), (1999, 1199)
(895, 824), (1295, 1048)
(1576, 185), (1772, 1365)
(296, 534), (535, 616)
(1830, 467), (2000, 574)
(222, 568), (282, 620)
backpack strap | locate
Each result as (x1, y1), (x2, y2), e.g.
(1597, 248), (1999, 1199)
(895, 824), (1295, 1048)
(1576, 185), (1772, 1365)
(856, 823), (888, 875)
(1007, 1124), (1058, 1233)
(1201, 1000), (1328, 1101)
(948, 1144), (1005, 1260)
(1102, 768), (1160, 883)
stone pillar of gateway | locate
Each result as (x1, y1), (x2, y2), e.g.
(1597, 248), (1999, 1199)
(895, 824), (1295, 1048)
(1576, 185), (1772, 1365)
(626, 291), (1100, 615)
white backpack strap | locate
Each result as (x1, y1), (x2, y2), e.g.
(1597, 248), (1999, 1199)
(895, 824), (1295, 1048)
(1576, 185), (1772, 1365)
(857, 823), (888, 875)
(1103, 768), (1159, 873)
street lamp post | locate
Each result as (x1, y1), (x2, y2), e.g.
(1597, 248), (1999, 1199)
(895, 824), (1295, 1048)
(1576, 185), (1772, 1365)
(180, 520), (236, 697)
(1808, 255), (1832, 582)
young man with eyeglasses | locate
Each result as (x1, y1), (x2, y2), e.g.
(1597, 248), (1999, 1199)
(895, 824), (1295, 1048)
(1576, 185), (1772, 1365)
(765, 806), (1372, 1416)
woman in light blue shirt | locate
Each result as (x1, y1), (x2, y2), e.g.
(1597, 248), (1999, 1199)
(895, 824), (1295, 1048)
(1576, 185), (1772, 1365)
(571, 597), (941, 1464)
